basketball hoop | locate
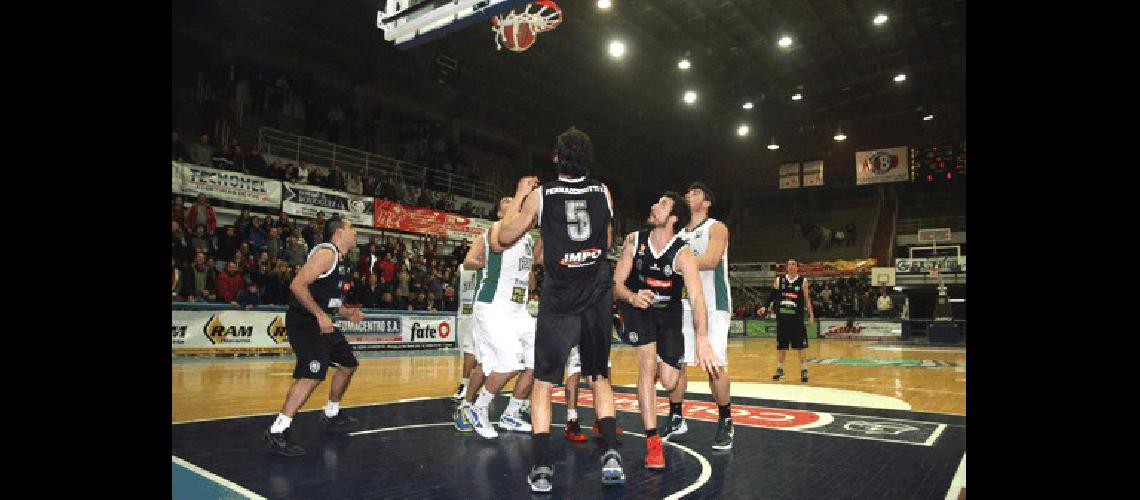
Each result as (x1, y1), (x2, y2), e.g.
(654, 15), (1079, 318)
(491, 0), (562, 52)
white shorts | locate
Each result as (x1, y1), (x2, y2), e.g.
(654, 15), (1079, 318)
(473, 304), (535, 376)
(457, 308), (476, 356)
(681, 309), (731, 367)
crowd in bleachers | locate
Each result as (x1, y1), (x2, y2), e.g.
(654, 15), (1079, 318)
(172, 194), (479, 312)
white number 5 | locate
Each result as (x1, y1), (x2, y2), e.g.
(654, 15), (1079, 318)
(565, 200), (591, 241)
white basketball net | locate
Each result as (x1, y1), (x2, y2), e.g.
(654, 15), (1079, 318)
(491, 1), (562, 51)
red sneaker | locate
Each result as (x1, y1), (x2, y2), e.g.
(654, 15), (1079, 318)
(564, 419), (587, 442)
(645, 435), (665, 469)
(592, 420), (625, 435)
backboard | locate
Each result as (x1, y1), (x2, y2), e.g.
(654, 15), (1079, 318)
(378, 0), (534, 50)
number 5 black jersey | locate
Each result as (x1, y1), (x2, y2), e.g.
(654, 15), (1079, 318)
(537, 176), (613, 314)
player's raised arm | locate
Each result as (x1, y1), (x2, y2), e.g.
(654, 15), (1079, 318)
(692, 222), (728, 271)
(498, 176), (540, 247)
(290, 248), (337, 334)
(613, 232), (653, 309)
(463, 234), (487, 270)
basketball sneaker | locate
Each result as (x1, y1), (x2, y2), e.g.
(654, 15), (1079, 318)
(564, 419), (587, 442)
(454, 404), (473, 432)
(519, 405), (532, 424)
(468, 406), (499, 439)
(319, 412), (358, 433)
(801, 369), (809, 383)
(645, 435), (665, 469)
(712, 418), (734, 450)
(592, 420), (625, 436)
(601, 449), (626, 485)
(661, 415), (687, 442)
(528, 465), (554, 493)
(264, 428), (305, 457)
(451, 383), (466, 402)
(772, 367), (785, 381)
(498, 410), (533, 432)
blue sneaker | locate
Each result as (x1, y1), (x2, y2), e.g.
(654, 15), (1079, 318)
(454, 405), (473, 432)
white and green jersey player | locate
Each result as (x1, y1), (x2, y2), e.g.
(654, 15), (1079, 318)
(666, 182), (735, 450)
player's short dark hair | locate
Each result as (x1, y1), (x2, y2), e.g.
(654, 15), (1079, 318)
(554, 126), (593, 178)
(688, 182), (715, 205)
(663, 191), (691, 231)
(323, 217), (348, 243)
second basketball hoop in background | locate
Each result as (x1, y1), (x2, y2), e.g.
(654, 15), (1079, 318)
(491, 0), (562, 52)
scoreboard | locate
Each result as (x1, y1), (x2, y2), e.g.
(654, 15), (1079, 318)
(912, 142), (966, 182)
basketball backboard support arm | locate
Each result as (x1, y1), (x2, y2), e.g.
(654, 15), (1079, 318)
(378, 0), (533, 50)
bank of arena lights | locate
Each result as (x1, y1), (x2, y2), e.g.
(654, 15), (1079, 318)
(743, 102), (754, 110)
(737, 124), (750, 137)
(894, 73), (907, 82)
(597, 0), (612, 10)
(778, 36), (793, 48)
(874, 14), (889, 25)
(677, 58), (691, 70)
(683, 90), (697, 104)
(608, 40), (625, 58)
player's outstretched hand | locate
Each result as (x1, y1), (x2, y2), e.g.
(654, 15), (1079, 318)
(696, 337), (722, 378)
(631, 289), (655, 309)
(514, 176), (540, 199)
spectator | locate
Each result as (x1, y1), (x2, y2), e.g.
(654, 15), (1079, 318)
(452, 239), (470, 262)
(378, 252), (396, 284)
(356, 274), (383, 309)
(268, 158), (286, 180)
(231, 144), (247, 173)
(216, 261), (245, 303)
(408, 291), (428, 311)
(172, 221), (192, 265)
(846, 224), (857, 247)
(263, 260), (292, 306)
(301, 220), (320, 248)
(286, 234), (308, 266)
(189, 132), (214, 166)
(234, 209), (252, 237)
(441, 286), (458, 312)
(417, 187), (431, 208)
(276, 211), (294, 238)
(172, 130), (190, 162)
(216, 226), (239, 262)
(266, 227), (284, 262)
(185, 194), (217, 235)
(296, 161), (309, 184)
(347, 172), (362, 195)
(877, 289), (893, 317)
(212, 143), (234, 170)
(378, 292), (397, 310)
(357, 243), (378, 278)
(247, 147), (268, 177)
(248, 216), (268, 253)
(172, 195), (187, 224)
(285, 163), (299, 183)
(181, 251), (217, 302)
(426, 292), (439, 312)
(234, 283), (261, 309)
(190, 224), (216, 258)
(172, 257), (183, 300)
(395, 266), (411, 307)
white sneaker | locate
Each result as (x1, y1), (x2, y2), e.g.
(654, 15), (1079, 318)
(468, 406), (499, 439)
(498, 411), (533, 432)
(662, 416), (688, 441)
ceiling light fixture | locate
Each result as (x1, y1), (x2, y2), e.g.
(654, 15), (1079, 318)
(833, 128), (847, 141)
(767, 137), (780, 150)
(894, 73), (907, 82)
(683, 90), (697, 104)
(737, 124), (750, 137)
(608, 40), (625, 58)
(778, 36), (793, 47)
(791, 93), (803, 101)
(677, 59), (691, 70)
(597, 0), (612, 9)
(873, 14), (889, 25)
(743, 102), (754, 110)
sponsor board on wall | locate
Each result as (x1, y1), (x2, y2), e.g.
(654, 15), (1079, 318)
(172, 162), (183, 193)
(282, 182), (374, 226)
(373, 199), (493, 239)
(802, 160), (825, 187)
(173, 309), (456, 352)
(743, 318), (821, 338)
(729, 319), (745, 336)
(779, 163), (801, 189)
(176, 162), (282, 207)
(856, 146), (910, 185)
(820, 319), (903, 339)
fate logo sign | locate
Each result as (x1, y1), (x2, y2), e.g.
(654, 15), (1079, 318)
(203, 314), (254, 344)
(266, 316), (288, 344)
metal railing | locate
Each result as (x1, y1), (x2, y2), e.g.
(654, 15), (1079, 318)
(258, 127), (502, 202)
(896, 216), (966, 234)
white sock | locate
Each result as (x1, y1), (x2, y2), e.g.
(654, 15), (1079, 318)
(270, 413), (292, 434)
(520, 399), (531, 412)
(459, 400), (471, 408)
(460, 377), (470, 388)
(567, 408), (578, 421)
(476, 387), (495, 411)
(505, 396), (522, 415)
(325, 401), (340, 417)
(778, 362), (784, 369)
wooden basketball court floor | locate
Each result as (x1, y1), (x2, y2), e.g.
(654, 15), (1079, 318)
(172, 338), (966, 499)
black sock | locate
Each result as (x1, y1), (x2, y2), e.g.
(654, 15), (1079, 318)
(646, 428), (658, 438)
(532, 433), (551, 467)
(718, 404), (731, 420)
(669, 402), (683, 418)
(599, 417), (618, 449)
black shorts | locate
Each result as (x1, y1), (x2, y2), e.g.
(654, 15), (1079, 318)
(287, 310), (359, 380)
(535, 287), (613, 384)
(776, 317), (809, 350)
(618, 302), (684, 369)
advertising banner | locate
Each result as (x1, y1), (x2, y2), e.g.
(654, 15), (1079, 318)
(177, 163), (282, 208)
(743, 318), (820, 338)
(775, 259), (878, 277)
(779, 163), (801, 189)
(373, 198), (494, 240)
(282, 182), (374, 226)
(856, 146), (910, 185)
(802, 160), (824, 187)
(820, 319), (903, 339)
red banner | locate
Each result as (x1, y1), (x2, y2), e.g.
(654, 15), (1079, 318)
(372, 199), (491, 240)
